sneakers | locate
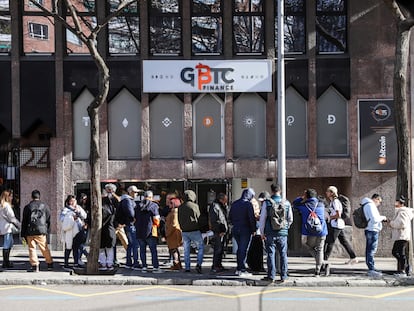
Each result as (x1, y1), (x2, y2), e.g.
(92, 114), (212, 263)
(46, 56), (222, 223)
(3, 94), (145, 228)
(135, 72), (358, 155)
(196, 264), (202, 274)
(124, 264), (133, 269)
(152, 268), (163, 274)
(98, 264), (107, 271)
(27, 265), (39, 273)
(141, 267), (148, 273)
(133, 265), (142, 271)
(394, 272), (407, 278)
(107, 265), (114, 271)
(367, 270), (383, 278)
(238, 271), (253, 277)
(345, 258), (359, 265)
(261, 276), (276, 283)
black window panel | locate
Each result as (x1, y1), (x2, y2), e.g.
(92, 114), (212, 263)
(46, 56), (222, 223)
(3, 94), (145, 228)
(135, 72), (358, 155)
(276, 0), (306, 54)
(107, 60), (141, 100)
(20, 61), (56, 135)
(150, 16), (181, 54)
(0, 61), (11, 133)
(63, 60), (99, 99)
(316, 0), (347, 53)
(316, 58), (350, 99)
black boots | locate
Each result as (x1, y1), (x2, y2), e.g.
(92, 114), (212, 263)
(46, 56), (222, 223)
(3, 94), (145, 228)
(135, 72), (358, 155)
(2, 249), (13, 269)
(64, 249), (72, 268)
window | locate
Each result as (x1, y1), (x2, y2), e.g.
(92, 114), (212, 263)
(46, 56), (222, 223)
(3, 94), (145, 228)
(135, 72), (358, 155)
(0, 0), (11, 53)
(192, 0), (222, 55)
(275, 0), (305, 54)
(316, 0), (347, 54)
(150, 94), (183, 158)
(233, 0), (264, 55)
(73, 89), (94, 160)
(317, 87), (348, 156)
(28, 22), (48, 39)
(28, 0), (44, 7)
(193, 94), (224, 157)
(233, 94), (266, 158)
(285, 87), (307, 157)
(66, 1), (96, 54)
(149, 0), (181, 55)
(108, 0), (140, 54)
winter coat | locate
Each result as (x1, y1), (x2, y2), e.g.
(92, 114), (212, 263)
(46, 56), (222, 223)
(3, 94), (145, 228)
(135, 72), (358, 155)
(229, 188), (256, 234)
(0, 202), (20, 235)
(165, 207), (182, 249)
(60, 205), (87, 249)
(389, 206), (413, 242)
(101, 197), (116, 248)
(117, 194), (136, 226)
(178, 190), (202, 232)
(208, 199), (228, 234)
(292, 196), (328, 236)
(135, 199), (160, 239)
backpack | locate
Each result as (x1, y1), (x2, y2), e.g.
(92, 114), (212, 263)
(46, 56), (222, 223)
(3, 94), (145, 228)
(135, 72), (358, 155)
(304, 204), (323, 234)
(352, 203), (369, 229)
(338, 194), (351, 219)
(266, 199), (287, 231)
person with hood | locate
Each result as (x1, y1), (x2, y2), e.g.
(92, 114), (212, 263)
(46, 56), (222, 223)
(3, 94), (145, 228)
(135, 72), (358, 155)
(293, 188), (328, 277)
(361, 193), (386, 277)
(389, 196), (412, 277)
(165, 196), (183, 271)
(178, 190), (204, 273)
(135, 190), (163, 273)
(229, 188), (256, 277)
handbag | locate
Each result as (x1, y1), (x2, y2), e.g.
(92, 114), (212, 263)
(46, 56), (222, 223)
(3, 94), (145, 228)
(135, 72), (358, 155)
(10, 223), (20, 235)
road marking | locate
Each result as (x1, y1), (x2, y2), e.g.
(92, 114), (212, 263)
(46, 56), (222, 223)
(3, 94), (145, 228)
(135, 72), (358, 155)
(7, 295), (75, 300)
(263, 297), (330, 301)
(135, 296), (202, 301)
(372, 287), (414, 299)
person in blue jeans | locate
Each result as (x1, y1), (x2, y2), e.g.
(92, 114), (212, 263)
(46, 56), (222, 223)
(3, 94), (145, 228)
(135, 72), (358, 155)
(118, 185), (141, 269)
(259, 185), (293, 283)
(135, 191), (162, 273)
(361, 193), (386, 278)
(229, 188), (257, 277)
(178, 190), (204, 273)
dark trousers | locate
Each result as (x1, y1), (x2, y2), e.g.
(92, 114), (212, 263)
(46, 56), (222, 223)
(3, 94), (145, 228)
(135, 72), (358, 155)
(212, 233), (225, 268)
(392, 240), (409, 272)
(72, 228), (87, 265)
(324, 225), (356, 261)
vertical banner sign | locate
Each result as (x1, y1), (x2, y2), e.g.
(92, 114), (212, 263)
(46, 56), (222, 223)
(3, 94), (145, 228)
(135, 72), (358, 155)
(358, 99), (397, 172)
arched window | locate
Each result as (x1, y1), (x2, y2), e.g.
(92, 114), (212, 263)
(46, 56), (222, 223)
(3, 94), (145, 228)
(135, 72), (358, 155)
(193, 94), (224, 157)
(108, 89), (141, 159)
(73, 89), (94, 160)
(317, 86), (348, 156)
(233, 93), (266, 158)
(150, 94), (183, 158)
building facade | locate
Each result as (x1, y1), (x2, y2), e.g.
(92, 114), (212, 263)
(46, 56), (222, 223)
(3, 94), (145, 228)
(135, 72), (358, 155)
(0, 0), (408, 255)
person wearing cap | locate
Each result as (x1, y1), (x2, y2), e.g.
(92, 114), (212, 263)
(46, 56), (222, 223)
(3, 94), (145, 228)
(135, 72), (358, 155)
(259, 185), (293, 283)
(229, 188), (257, 277)
(118, 185), (141, 269)
(135, 190), (163, 273)
(389, 196), (413, 277)
(360, 193), (386, 277)
(323, 186), (357, 276)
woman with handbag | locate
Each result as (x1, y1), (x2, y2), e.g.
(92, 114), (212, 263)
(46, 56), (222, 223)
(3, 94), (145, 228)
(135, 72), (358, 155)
(0, 189), (20, 269)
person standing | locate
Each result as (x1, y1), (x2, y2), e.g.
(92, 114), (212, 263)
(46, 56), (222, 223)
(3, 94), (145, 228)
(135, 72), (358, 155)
(178, 190), (204, 274)
(259, 185), (293, 283)
(361, 193), (386, 277)
(135, 190), (163, 273)
(208, 193), (229, 273)
(118, 185), (141, 269)
(389, 195), (413, 277)
(293, 189), (328, 277)
(60, 194), (87, 268)
(21, 190), (54, 272)
(98, 188), (117, 271)
(229, 188), (256, 277)
(323, 186), (357, 276)
(165, 197), (183, 271)
(0, 189), (20, 269)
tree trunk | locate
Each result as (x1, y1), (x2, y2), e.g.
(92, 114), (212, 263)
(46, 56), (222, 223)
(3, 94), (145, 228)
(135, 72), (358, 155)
(394, 20), (412, 201)
(86, 41), (110, 274)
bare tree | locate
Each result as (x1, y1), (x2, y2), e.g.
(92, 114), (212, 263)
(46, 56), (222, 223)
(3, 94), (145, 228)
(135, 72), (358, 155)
(384, 0), (414, 201)
(29, 0), (136, 274)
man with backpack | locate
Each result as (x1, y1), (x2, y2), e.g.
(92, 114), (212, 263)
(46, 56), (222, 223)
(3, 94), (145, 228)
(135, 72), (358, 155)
(323, 186), (357, 276)
(293, 189), (328, 277)
(259, 185), (293, 283)
(21, 190), (54, 272)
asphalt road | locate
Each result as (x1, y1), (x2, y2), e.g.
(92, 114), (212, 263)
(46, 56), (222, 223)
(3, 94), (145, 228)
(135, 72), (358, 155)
(1, 285), (414, 311)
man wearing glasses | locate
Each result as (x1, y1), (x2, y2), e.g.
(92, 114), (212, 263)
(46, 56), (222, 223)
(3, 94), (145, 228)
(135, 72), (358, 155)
(360, 193), (387, 277)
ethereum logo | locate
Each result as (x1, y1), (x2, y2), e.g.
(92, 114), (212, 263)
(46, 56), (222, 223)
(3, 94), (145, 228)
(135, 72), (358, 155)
(122, 118), (129, 128)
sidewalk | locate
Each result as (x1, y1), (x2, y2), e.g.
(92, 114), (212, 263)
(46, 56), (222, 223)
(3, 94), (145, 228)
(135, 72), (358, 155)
(1, 245), (413, 287)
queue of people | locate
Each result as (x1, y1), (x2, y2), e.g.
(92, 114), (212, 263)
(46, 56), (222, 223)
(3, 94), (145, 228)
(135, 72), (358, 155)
(0, 184), (412, 280)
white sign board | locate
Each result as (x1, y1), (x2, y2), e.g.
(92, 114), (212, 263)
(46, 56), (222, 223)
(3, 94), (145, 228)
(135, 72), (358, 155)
(143, 60), (273, 93)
